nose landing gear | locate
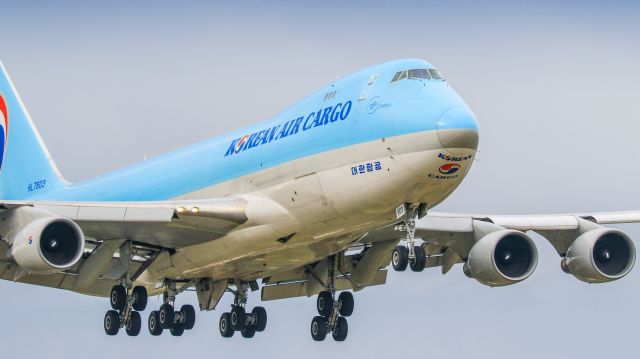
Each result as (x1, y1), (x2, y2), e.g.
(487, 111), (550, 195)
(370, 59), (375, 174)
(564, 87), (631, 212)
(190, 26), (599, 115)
(392, 203), (427, 272)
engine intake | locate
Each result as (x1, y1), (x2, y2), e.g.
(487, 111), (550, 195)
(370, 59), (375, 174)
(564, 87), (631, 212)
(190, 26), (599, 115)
(464, 230), (538, 287)
(561, 228), (635, 283)
(40, 220), (84, 267)
(9, 214), (85, 274)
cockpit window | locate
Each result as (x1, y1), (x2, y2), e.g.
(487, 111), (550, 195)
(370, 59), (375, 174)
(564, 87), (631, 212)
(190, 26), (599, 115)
(408, 69), (430, 80)
(391, 68), (445, 82)
(428, 69), (444, 80)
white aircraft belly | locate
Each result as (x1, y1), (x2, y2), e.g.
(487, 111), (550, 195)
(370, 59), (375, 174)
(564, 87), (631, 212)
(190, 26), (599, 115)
(142, 130), (476, 282)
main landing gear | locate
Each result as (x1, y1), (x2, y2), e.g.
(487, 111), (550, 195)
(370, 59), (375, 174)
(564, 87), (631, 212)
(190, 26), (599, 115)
(103, 284), (148, 336)
(311, 291), (353, 341)
(392, 204), (427, 272)
(147, 281), (197, 336)
(218, 280), (268, 339)
(310, 255), (354, 342)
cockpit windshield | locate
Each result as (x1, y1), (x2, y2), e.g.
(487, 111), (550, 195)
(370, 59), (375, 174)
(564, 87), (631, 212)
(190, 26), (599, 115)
(428, 69), (444, 80)
(408, 69), (430, 79)
(391, 68), (445, 82)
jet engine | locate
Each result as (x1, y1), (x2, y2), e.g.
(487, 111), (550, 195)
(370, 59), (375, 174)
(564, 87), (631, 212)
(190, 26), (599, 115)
(561, 228), (635, 283)
(463, 230), (538, 287)
(7, 209), (85, 274)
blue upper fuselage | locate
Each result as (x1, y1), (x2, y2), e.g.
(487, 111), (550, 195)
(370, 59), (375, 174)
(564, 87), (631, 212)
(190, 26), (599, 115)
(35, 59), (479, 201)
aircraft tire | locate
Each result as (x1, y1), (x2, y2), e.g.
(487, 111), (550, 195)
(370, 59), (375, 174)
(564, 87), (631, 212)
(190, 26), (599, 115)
(230, 306), (247, 331)
(104, 310), (121, 336)
(332, 317), (348, 342)
(110, 285), (127, 311)
(338, 292), (354, 317)
(132, 286), (148, 311)
(219, 312), (234, 338)
(158, 303), (175, 329)
(170, 323), (185, 336)
(410, 245), (427, 272)
(180, 304), (196, 330)
(252, 306), (267, 332)
(317, 291), (333, 317)
(148, 311), (163, 336)
(392, 246), (409, 271)
(125, 311), (142, 336)
(241, 324), (256, 338)
(311, 316), (328, 341)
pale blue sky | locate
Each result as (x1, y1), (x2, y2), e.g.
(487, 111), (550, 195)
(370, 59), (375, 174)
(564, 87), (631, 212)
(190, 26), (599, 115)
(0, 1), (639, 358)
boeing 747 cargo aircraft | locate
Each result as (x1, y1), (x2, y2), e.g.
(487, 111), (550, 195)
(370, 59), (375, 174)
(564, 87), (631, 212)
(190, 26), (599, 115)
(0, 59), (637, 341)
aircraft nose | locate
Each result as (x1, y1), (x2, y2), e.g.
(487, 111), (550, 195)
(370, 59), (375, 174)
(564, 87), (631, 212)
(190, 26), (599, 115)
(436, 106), (479, 154)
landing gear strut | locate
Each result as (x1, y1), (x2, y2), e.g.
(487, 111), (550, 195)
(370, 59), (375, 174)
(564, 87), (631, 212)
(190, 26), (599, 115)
(102, 240), (161, 336)
(103, 241), (149, 336)
(147, 280), (197, 336)
(218, 280), (268, 339)
(392, 203), (427, 272)
(103, 283), (148, 336)
(310, 255), (354, 342)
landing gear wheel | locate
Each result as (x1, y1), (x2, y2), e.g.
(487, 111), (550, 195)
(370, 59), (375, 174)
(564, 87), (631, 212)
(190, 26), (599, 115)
(110, 285), (127, 311)
(252, 306), (267, 332)
(230, 306), (247, 331)
(148, 311), (163, 336)
(332, 316), (348, 342)
(170, 323), (185, 336)
(392, 246), (409, 271)
(316, 291), (333, 317)
(219, 312), (234, 338)
(126, 311), (142, 336)
(104, 310), (121, 336)
(410, 245), (427, 272)
(132, 286), (148, 311)
(180, 304), (196, 330)
(241, 324), (256, 338)
(311, 316), (328, 341)
(158, 303), (175, 329)
(338, 292), (354, 317)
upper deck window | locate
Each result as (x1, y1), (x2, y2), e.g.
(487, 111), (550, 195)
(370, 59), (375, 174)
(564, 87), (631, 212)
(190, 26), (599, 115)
(391, 68), (445, 82)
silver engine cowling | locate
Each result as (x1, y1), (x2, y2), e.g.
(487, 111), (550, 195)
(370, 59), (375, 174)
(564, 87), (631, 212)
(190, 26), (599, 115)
(6, 207), (85, 274)
(464, 230), (538, 287)
(561, 228), (635, 283)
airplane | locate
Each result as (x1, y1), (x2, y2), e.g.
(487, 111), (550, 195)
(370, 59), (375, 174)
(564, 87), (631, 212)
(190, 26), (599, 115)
(0, 58), (638, 342)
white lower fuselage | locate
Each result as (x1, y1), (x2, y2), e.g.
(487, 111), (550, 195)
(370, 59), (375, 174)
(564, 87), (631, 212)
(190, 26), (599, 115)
(143, 129), (478, 283)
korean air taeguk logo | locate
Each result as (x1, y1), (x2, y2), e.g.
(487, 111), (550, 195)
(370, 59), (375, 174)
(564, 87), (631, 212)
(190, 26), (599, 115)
(0, 94), (7, 172)
(438, 163), (460, 175)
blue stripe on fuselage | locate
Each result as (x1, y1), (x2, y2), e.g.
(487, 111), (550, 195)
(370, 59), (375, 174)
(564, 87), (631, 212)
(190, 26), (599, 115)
(34, 59), (478, 201)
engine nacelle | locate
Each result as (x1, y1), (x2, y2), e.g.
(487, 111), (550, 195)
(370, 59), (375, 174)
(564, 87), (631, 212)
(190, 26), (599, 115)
(561, 228), (635, 283)
(9, 212), (85, 274)
(463, 230), (538, 287)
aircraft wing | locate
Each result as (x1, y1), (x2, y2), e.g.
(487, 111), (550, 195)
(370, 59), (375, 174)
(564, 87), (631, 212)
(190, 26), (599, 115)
(0, 197), (249, 248)
(0, 195), (292, 296)
(364, 210), (640, 278)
